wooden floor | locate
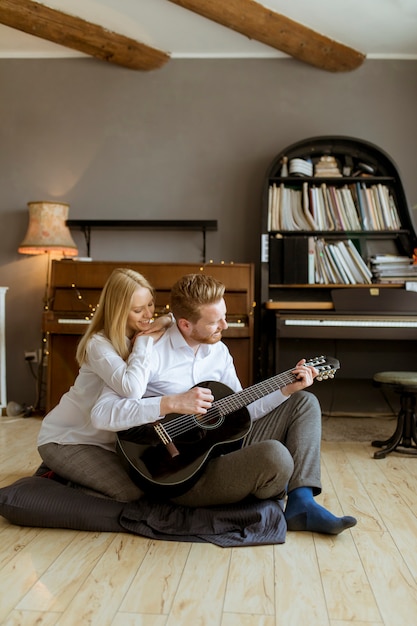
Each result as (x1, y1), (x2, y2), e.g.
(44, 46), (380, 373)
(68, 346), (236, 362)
(2, 416), (417, 626)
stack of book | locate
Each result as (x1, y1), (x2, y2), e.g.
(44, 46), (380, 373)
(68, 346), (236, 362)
(370, 254), (417, 283)
(314, 156), (342, 177)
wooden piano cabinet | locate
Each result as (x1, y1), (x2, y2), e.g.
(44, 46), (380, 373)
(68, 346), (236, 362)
(43, 261), (255, 412)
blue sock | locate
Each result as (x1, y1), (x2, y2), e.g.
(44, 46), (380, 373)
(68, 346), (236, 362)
(285, 487), (357, 535)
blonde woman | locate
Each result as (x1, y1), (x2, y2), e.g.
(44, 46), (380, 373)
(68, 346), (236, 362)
(38, 268), (172, 501)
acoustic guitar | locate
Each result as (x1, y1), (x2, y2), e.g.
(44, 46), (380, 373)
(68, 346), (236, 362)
(116, 355), (339, 497)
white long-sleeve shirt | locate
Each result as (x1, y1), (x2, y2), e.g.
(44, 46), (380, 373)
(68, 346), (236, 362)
(37, 332), (155, 450)
(91, 324), (289, 435)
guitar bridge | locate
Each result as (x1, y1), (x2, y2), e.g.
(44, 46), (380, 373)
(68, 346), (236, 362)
(154, 422), (180, 458)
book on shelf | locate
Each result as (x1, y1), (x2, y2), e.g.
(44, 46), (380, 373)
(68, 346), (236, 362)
(345, 239), (373, 283)
(302, 182), (317, 230)
(307, 236), (315, 284)
(356, 183), (372, 230)
(291, 189), (313, 230)
(314, 238), (330, 284)
(325, 186), (344, 229)
(320, 184), (336, 230)
(339, 187), (361, 230)
(326, 243), (352, 284)
(311, 187), (327, 230)
(267, 181), (401, 233)
(334, 241), (361, 284)
(377, 276), (417, 284)
(370, 254), (411, 264)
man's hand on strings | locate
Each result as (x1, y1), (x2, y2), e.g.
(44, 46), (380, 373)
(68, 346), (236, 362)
(160, 386), (214, 417)
(281, 358), (318, 396)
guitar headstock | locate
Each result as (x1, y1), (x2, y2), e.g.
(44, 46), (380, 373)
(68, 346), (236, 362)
(304, 355), (340, 381)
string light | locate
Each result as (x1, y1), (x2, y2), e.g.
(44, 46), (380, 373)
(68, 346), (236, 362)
(70, 283), (98, 320)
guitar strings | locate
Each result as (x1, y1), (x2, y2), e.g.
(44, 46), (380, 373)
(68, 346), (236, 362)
(161, 370), (298, 439)
(159, 358), (335, 440)
(164, 372), (297, 438)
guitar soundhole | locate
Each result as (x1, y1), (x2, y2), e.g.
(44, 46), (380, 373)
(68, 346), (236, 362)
(194, 407), (224, 431)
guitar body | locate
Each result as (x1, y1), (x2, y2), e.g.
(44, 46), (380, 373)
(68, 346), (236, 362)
(116, 381), (252, 498)
(116, 355), (339, 498)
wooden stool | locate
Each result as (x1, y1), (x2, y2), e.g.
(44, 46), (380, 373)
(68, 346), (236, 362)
(372, 371), (417, 459)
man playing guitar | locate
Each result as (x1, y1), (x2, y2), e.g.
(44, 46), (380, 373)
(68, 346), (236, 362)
(92, 273), (356, 535)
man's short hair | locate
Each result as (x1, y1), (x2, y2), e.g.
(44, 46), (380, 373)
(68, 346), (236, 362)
(171, 274), (225, 323)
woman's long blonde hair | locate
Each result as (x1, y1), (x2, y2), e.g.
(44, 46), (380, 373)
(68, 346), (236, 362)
(76, 268), (154, 365)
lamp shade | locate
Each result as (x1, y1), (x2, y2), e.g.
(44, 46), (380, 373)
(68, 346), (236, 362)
(18, 201), (78, 256)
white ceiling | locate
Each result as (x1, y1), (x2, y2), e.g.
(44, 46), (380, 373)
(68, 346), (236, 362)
(1, 0), (417, 63)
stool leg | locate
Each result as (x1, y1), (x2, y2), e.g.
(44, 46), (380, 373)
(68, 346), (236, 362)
(403, 393), (417, 448)
(373, 392), (417, 459)
(372, 407), (405, 459)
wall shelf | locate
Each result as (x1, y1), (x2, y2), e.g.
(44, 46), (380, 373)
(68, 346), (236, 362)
(66, 219), (218, 262)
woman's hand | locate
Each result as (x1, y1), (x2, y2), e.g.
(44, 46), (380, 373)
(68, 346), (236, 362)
(133, 313), (173, 343)
(281, 358), (318, 396)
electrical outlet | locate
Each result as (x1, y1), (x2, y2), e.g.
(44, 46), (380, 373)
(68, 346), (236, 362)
(24, 350), (38, 363)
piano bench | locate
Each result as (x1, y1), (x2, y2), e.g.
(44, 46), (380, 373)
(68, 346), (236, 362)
(372, 371), (417, 459)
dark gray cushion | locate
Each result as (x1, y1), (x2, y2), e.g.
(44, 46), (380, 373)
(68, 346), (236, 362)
(0, 475), (287, 546)
(0, 476), (125, 532)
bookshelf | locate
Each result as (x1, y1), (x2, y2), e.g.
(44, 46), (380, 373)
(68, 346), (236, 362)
(259, 136), (417, 392)
(261, 136), (417, 304)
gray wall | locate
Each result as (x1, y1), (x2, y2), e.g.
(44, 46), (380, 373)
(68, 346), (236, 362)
(1, 57), (417, 407)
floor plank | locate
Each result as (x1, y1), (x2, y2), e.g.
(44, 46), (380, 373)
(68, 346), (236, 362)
(165, 543), (231, 626)
(119, 540), (191, 615)
(56, 534), (151, 625)
(354, 529), (417, 626)
(274, 533), (329, 625)
(315, 533), (381, 622)
(224, 545), (274, 615)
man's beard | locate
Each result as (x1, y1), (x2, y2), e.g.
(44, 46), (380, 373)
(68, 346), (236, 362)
(190, 328), (222, 345)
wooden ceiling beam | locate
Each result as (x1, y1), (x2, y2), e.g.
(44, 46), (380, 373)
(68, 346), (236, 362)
(0, 0), (170, 71)
(168, 0), (365, 72)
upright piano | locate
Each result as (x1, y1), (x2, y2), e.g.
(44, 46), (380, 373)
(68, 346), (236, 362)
(43, 260), (255, 412)
(265, 287), (417, 380)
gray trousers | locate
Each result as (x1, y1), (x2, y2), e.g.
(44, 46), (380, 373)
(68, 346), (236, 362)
(38, 390), (322, 506)
(38, 441), (143, 502)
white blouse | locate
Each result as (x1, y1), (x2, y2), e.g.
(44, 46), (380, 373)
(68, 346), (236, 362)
(37, 332), (155, 451)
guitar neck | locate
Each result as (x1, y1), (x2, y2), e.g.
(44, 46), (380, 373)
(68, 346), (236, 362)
(215, 369), (296, 417)
(214, 355), (339, 417)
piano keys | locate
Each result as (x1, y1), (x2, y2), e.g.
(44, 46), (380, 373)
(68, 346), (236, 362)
(276, 314), (417, 340)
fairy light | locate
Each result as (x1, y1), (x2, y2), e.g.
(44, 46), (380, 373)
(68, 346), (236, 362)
(70, 283), (98, 319)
